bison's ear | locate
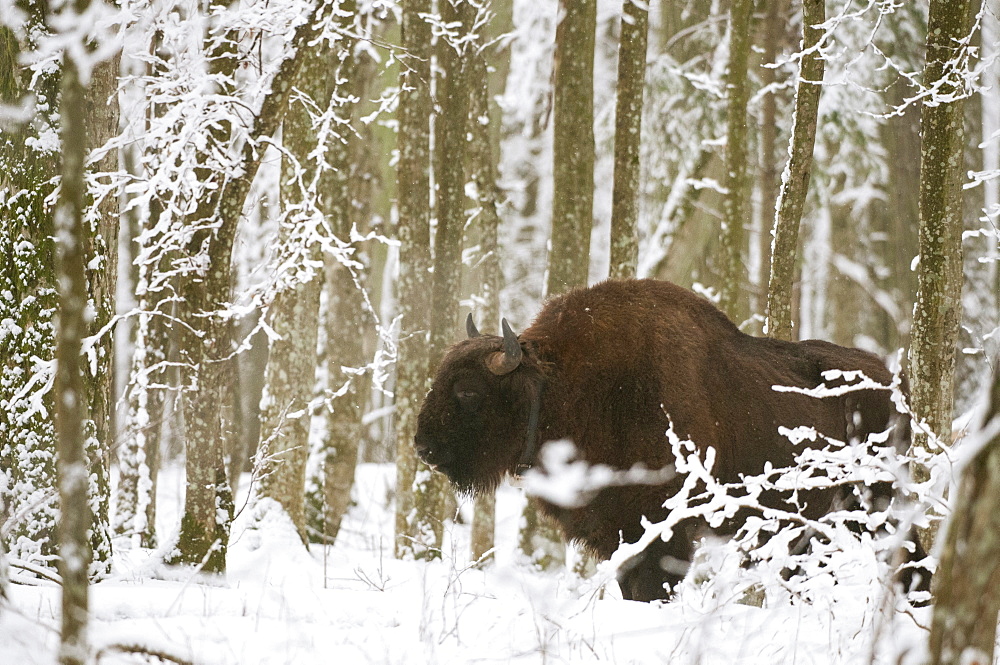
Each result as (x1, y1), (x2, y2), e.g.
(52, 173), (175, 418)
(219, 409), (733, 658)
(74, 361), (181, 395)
(486, 318), (522, 375)
(466, 312), (482, 338)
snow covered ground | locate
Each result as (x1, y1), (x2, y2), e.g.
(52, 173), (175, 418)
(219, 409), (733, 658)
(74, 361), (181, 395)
(0, 463), (931, 664)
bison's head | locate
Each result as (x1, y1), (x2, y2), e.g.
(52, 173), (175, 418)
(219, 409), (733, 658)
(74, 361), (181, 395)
(414, 315), (543, 494)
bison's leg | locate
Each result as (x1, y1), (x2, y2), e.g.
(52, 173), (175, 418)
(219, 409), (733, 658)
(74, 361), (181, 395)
(616, 531), (694, 602)
(854, 479), (934, 600)
(897, 529), (932, 599)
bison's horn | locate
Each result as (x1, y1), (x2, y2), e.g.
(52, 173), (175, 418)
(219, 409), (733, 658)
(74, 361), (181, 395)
(466, 312), (481, 338)
(487, 318), (523, 375)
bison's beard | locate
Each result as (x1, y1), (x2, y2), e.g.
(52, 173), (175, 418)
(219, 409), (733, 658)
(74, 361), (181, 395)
(437, 463), (507, 497)
(416, 430), (523, 496)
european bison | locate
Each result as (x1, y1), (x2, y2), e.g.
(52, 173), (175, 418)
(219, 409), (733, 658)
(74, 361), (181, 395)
(414, 278), (926, 601)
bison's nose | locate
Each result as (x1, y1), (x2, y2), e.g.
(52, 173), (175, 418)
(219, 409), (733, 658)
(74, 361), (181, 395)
(414, 442), (432, 462)
(414, 440), (454, 468)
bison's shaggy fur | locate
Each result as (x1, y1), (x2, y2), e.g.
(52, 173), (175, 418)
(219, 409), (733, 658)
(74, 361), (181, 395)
(415, 279), (926, 601)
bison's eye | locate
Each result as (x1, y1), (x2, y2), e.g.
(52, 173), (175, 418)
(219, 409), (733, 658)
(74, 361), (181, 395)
(454, 386), (483, 412)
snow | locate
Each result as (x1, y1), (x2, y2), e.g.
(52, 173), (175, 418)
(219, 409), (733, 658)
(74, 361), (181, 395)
(1, 463), (931, 665)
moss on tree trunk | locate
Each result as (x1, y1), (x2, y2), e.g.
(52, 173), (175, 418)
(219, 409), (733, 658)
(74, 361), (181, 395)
(908, 0), (978, 475)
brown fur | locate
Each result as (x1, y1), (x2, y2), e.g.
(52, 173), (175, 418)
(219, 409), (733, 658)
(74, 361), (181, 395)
(415, 279), (924, 600)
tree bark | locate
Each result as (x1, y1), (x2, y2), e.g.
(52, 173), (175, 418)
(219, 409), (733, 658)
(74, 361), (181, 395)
(393, 0), (434, 560)
(318, 2), (369, 545)
(0, 14), (111, 578)
(928, 366), (1000, 665)
(765, 0), (825, 341)
(82, 54), (120, 464)
(755, 0), (786, 320)
(467, 35), (504, 564)
(170, 3), (325, 571)
(908, 0), (978, 468)
(718, 0), (753, 323)
(255, 29), (334, 542)
(320, 257), (367, 543)
(608, 0), (649, 279)
(116, 261), (169, 549)
(547, 0), (596, 294)
(116, 32), (170, 549)
(430, 0), (475, 368)
(0, 21), (61, 572)
(408, 0), (478, 560)
(522, 0), (598, 571)
(54, 42), (92, 665)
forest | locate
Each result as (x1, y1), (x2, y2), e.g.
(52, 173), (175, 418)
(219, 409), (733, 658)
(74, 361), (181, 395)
(1, 0), (999, 663)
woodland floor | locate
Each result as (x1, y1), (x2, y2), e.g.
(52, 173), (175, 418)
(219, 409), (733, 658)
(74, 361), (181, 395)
(0, 463), (932, 665)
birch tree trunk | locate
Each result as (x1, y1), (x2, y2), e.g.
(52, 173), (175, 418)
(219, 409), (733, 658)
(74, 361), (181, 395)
(765, 0), (825, 341)
(608, 0), (649, 279)
(908, 0), (978, 468)
(718, 0), (753, 323)
(393, 0), (435, 560)
(54, 39), (92, 665)
(928, 366), (1000, 665)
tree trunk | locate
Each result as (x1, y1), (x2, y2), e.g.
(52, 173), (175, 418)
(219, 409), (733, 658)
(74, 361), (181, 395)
(80, 53), (119, 575)
(876, 78), (921, 353)
(116, 32), (171, 549)
(116, 263), (169, 549)
(0, 33), (19, 603)
(54, 42), (92, 665)
(548, 0), (596, 294)
(523, 0), (599, 570)
(0, 20), (61, 572)
(718, 0), (753, 323)
(172, 273), (236, 572)
(957, 22), (994, 416)
(640, 148), (713, 279)
(82, 54), (120, 466)
(755, 0), (786, 321)
(0, 486), (7, 602)
(908, 0), (978, 469)
(928, 366), (1000, 665)
(255, 31), (334, 542)
(608, 0), (649, 279)
(318, 1), (369, 545)
(169, 4), (325, 571)
(393, 0), (434, 560)
(467, 34), (504, 564)
(0, 17), (111, 578)
(320, 258), (368, 543)
(765, 0), (825, 341)
(409, 0), (478, 560)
